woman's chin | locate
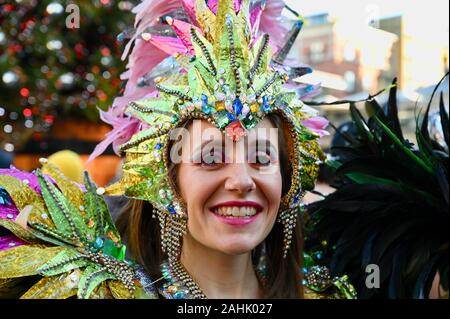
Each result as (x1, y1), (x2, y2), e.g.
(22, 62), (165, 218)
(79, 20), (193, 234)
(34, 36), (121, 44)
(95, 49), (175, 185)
(215, 239), (259, 256)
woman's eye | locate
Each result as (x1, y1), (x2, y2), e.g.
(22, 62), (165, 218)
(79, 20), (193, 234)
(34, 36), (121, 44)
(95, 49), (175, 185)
(201, 156), (222, 165)
(252, 152), (272, 166)
(200, 150), (225, 167)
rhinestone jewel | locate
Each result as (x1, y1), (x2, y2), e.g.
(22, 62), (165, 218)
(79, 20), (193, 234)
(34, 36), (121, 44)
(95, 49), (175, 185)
(167, 205), (176, 214)
(233, 98), (243, 116)
(201, 94), (208, 107)
(225, 120), (246, 142)
(261, 96), (271, 112)
(250, 103), (259, 113)
(226, 112), (236, 121)
(215, 101), (225, 111)
(242, 104), (250, 116)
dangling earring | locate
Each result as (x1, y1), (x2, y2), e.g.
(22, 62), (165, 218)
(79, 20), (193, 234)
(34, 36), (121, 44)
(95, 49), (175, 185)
(155, 208), (188, 264)
(154, 204), (207, 298)
(277, 205), (299, 258)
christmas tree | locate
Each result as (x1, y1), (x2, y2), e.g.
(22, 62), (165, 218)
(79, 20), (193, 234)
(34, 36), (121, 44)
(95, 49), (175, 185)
(0, 0), (137, 152)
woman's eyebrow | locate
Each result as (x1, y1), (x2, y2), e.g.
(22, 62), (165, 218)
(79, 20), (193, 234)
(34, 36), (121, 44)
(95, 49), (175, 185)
(192, 138), (224, 153)
(248, 139), (278, 153)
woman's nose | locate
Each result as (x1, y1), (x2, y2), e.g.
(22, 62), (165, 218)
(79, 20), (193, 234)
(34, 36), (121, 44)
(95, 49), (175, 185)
(224, 163), (256, 194)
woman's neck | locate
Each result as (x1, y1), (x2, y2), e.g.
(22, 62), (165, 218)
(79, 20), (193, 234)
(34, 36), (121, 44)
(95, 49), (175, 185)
(179, 235), (263, 299)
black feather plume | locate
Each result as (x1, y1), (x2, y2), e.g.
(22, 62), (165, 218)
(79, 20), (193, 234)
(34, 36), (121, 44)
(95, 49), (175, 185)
(304, 75), (449, 299)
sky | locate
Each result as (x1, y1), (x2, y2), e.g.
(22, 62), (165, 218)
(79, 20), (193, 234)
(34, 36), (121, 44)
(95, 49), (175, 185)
(284, 0), (449, 32)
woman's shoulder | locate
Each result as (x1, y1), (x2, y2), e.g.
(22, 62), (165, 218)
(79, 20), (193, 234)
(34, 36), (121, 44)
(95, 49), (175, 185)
(303, 265), (357, 299)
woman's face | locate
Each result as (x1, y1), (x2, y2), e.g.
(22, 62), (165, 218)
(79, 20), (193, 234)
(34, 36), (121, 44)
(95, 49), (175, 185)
(176, 118), (282, 255)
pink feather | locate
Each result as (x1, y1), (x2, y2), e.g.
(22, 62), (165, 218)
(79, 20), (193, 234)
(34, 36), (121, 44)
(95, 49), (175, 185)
(258, 0), (289, 50)
(88, 89), (159, 162)
(301, 116), (330, 138)
(114, 83), (158, 111)
(126, 39), (168, 85)
(208, 0), (218, 13)
(122, 0), (181, 60)
(250, 3), (263, 43)
(169, 19), (202, 55)
(146, 35), (188, 56)
(122, 36), (185, 96)
(180, 0), (198, 25)
(88, 116), (141, 161)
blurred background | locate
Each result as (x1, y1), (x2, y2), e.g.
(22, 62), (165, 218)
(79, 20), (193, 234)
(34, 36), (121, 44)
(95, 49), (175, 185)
(0, 0), (449, 187)
(284, 0), (449, 146)
(0, 0), (139, 185)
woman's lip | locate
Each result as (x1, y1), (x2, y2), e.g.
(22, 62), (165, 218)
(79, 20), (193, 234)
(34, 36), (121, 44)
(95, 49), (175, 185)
(211, 212), (260, 226)
(209, 201), (264, 213)
(209, 201), (264, 226)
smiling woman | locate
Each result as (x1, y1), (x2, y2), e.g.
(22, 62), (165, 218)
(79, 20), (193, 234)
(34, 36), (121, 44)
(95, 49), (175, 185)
(0, 0), (356, 299)
(116, 114), (310, 298)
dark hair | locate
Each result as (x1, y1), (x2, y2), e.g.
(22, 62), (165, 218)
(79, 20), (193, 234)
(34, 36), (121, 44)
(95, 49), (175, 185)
(116, 113), (304, 298)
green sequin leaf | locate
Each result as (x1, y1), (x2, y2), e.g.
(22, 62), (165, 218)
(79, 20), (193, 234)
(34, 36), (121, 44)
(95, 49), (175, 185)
(188, 66), (200, 97)
(134, 98), (175, 112)
(125, 178), (171, 206)
(36, 172), (71, 236)
(28, 223), (74, 247)
(214, 24), (234, 84)
(38, 248), (88, 277)
(127, 99), (175, 126)
(77, 264), (116, 299)
(131, 165), (165, 180)
(36, 170), (88, 243)
(275, 92), (297, 109)
(83, 172), (120, 242)
(190, 30), (216, 81)
(102, 239), (126, 261)
(192, 61), (215, 97)
(249, 35), (271, 78)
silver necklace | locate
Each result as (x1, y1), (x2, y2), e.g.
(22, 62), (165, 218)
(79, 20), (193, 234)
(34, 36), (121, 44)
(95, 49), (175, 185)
(171, 260), (207, 299)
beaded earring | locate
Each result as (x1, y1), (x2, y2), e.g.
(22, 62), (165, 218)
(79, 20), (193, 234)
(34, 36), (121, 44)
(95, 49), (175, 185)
(278, 206), (299, 258)
(154, 208), (188, 264)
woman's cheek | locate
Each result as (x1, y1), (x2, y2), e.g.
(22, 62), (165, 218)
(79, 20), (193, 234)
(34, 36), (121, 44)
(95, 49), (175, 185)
(258, 171), (282, 215)
(185, 169), (221, 218)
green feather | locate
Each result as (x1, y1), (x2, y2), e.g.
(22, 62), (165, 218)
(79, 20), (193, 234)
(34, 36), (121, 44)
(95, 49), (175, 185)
(344, 172), (401, 188)
(350, 103), (374, 143)
(386, 78), (404, 141)
(365, 99), (388, 126)
(325, 159), (342, 171)
(374, 116), (433, 174)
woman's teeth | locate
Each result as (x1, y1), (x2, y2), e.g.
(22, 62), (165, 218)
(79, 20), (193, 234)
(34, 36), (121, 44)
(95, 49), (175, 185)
(213, 206), (258, 217)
